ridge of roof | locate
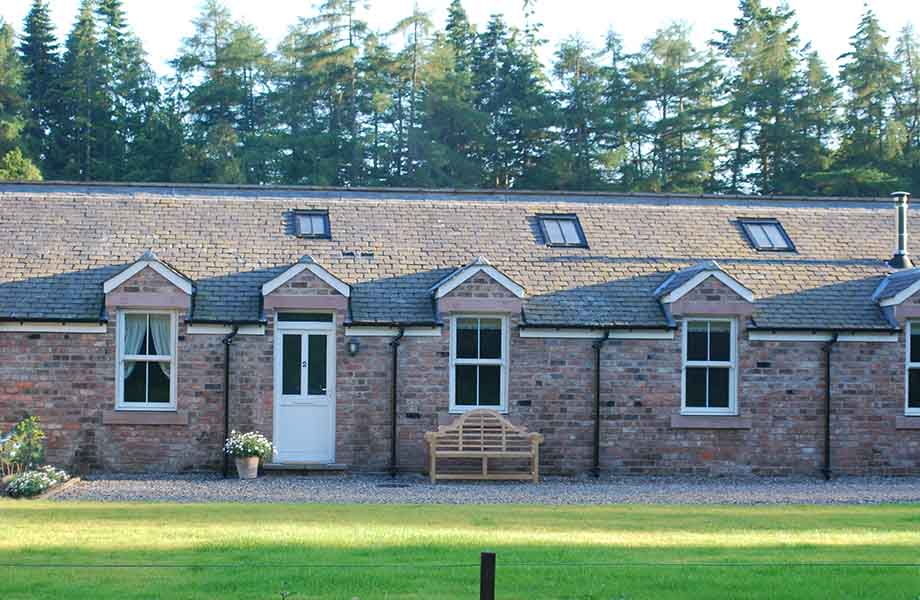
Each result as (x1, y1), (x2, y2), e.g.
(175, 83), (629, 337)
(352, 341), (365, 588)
(0, 180), (897, 207)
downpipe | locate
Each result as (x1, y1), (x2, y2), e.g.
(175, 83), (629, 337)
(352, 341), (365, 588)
(592, 331), (610, 478)
(822, 333), (838, 481)
(221, 325), (240, 478)
(390, 328), (405, 477)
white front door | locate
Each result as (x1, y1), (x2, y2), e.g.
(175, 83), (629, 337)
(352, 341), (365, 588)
(273, 320), (336, 463)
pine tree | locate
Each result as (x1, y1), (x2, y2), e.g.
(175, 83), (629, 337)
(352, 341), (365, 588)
(713, 0), (804, 193)
(827, 8), (901, 195)
(551, 36), (609, 189)
(785, 52), (838, 194)
(628, 23), (722, 192)
(894, 24), (920, 191)
(389, 6), (433, 183)
(95, 0), (160, 180)
(0, 18), (41, 181)
(173, 0), (271, 183)
(415, 0), (483, 187)
(58, 0), (104, 180)
(18, 0), (60, 175)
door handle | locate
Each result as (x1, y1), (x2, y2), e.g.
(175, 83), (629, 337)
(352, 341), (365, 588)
(301, 361), (308, 367)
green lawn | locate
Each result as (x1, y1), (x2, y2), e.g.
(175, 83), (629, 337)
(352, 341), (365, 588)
(2, 501), (919, 599)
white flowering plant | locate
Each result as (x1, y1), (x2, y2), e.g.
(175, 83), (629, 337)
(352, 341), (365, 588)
(224, 431), (273, 459)
(6, 465), (69, 498)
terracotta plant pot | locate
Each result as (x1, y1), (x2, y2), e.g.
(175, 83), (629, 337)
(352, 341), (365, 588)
(235, 456), (260, 480)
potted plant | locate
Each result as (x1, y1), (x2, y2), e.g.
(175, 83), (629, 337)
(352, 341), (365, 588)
(224, 431), (272, 480)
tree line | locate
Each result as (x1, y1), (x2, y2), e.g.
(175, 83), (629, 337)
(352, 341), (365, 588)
(0, 0), (918, 196)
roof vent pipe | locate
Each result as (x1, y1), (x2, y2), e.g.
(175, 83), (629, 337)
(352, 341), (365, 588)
(889, 192), (913, 269)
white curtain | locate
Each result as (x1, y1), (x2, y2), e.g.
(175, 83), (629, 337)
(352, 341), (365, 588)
(123, 314), (147, 378)
(149, 315), (172, 377)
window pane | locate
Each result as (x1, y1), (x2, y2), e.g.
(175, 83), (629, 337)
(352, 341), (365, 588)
(911, 331), (920, 364)
(148, 314), (171, 357)
(456, 318), (478, 359)
(124, 313), (148, 355)
(479, 319), (503, 359)
(311, 215), (326, 235)
(709, 321), (732, 362)
(307, 335), (327, 395)
(123, 361), (147, 403)
(544, 220), (565, 244)
(685, 367), (707, 407)
(747, 224), (771, 248)
(559, 219), (581, 244)
(148, 362), (171, 403)
(762, 224), (788, 249)
(708, 367), (730, 408)
(686, 322), (708, 361)
(910, 369), (920, 409)
(455, 365), (477, 406)
(479, 366), (501, 406)
(282, 334), (302, 395)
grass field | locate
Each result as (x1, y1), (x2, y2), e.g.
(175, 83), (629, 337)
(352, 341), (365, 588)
(2, 501), (919, 599)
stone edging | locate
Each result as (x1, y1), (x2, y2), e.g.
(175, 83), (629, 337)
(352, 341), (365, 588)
(35, 477), (82, 500)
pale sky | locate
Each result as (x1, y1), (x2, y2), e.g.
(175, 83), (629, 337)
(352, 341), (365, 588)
(1, 0), (918, 78)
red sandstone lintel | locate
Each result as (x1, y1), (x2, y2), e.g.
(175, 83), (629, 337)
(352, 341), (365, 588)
(263, 295), (348, 311)
(102, 410), (189, 426)
(438, 297), (523, 314)
(669, 301), (753, 318)
(105, 292), (190, 310)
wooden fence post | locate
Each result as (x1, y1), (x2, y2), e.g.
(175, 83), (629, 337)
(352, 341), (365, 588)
(480, 551), (496, 600)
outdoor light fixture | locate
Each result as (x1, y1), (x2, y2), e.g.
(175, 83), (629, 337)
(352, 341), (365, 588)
(347, 338), (360, 356)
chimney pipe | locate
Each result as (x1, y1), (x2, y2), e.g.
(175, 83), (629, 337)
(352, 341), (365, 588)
(889, 192), (913, 269)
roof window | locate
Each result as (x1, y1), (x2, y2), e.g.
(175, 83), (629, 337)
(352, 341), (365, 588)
(739, 219), (794, 252)
(538, 214), (587, 248)
(294, 211), (330, 239)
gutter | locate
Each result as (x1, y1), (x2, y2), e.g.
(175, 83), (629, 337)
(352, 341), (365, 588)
(591, 331), (610, 478)
(221, 325), (240, 478)
(346, 320), (442, 328)
(822, 333), (839, 481)
(389, 327), (405, 477)
(519, 322), (677, 331)
(0, 316), (108, 324)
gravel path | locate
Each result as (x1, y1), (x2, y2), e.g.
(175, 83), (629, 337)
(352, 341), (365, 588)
(52, 474), (920, 505)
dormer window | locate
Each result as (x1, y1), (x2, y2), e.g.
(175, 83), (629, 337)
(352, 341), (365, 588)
(537, 214), (587, 248)
(294, 211), (330, 239)
(739, 219), (794, 252)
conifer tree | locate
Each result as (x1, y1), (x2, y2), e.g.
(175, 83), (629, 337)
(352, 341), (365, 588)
(18, 0), (60, 175)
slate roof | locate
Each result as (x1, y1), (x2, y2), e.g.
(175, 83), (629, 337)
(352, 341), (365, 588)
(0, 182), (913, 330)
(653, 260), (724, 299)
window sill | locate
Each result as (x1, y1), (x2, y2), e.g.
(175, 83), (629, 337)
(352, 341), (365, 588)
(896, 416), (920, 430)
(103, 410), (188, 426)
(449, 408), (508, 415)
(671, 415), (751, 430)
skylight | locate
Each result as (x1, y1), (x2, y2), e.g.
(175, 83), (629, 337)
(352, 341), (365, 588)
(294, 211), (330, 239)
(538, 214), (587, 247)
(740, 219), (794, 251)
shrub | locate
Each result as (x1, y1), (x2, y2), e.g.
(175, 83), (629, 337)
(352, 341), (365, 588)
(224, 430), (273, 459)
(7, 466), (69, 498)
(1, 416), (46, 477)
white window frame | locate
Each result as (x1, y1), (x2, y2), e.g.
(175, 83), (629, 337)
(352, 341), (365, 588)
(116, 310), (178, 412)
(681, 318), (738, 416)
(449, 314), (510, 413)
(906, 322), (920, 416)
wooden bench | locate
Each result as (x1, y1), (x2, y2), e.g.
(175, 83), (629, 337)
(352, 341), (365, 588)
(424, 409), (544, 483)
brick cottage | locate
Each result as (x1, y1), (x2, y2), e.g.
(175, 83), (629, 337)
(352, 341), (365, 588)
(1, 182), (920, 477)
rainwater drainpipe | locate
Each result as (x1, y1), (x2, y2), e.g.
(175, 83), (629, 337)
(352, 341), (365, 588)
(592, 330), (610, 478)
(822, 333), (838, 481)
(390, 328), (405, 477)
(222, 325), (240, 478)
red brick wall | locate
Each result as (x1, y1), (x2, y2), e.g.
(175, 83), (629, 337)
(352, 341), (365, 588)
(2, 268), (919, 475)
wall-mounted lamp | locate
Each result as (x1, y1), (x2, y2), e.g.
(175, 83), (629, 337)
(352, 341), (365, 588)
(347, 338), (360, 357)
